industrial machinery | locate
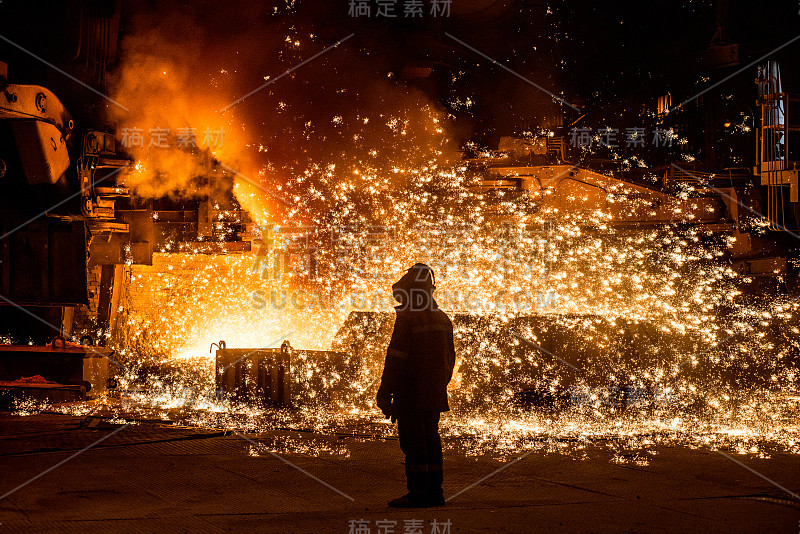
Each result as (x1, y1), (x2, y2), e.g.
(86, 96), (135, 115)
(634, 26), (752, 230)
(0, 336), (111, 406)
(214, 340), (358, 406)
(0, 2), (251, 397)
(214, 340), (293, 405)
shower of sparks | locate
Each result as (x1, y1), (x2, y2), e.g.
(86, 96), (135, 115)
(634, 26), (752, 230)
(15, 19), (799, 461)
(41, 131), (797, 462)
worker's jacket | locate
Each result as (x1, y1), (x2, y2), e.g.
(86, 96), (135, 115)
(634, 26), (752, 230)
(377, 303), (456, 415)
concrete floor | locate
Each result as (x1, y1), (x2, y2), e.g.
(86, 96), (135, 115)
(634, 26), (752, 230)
(0, 411), (799, 533)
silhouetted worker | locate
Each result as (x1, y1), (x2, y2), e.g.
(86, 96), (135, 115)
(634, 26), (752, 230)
(376, 263), (456, 508)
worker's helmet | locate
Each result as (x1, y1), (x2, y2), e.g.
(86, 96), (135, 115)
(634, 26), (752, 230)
(392, 263), (436, 307)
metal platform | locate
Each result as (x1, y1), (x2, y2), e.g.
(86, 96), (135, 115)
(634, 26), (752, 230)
(0, 339), (111, 395)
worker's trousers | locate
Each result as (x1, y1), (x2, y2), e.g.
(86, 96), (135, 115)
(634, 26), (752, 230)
(397, 412), (443, 498)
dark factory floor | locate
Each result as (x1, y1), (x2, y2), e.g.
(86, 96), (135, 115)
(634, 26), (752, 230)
(0, 409), (798, 534)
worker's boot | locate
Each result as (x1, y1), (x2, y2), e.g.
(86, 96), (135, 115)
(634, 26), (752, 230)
(389, 465), (429, 508)
(427, 464), (445, 506)
(388, 493), (429, 508)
